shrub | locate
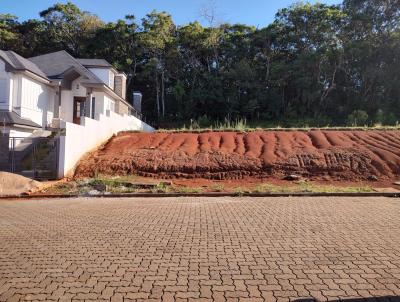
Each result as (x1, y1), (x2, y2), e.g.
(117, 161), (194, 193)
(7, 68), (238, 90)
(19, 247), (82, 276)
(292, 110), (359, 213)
(347, 110), (369, 126)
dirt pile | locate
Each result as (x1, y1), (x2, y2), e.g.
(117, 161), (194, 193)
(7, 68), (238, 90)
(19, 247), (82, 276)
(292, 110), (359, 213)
(75, 130), (400, 180)
(0, 172), (43, 196)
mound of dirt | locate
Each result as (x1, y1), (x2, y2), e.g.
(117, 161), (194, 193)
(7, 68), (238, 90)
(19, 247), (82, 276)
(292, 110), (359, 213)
(0, 172), (43, 196)
(74, 130), (400, 181)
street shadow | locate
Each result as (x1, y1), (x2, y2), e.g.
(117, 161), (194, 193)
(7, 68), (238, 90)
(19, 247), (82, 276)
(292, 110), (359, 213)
(294, 297), (400, 302)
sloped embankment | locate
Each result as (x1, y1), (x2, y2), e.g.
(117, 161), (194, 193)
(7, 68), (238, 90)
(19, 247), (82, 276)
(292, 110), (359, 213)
(74, 130), (400, 180)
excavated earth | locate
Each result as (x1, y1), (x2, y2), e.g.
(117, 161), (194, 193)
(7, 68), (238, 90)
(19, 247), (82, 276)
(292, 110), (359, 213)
(75, 130), (400, 181)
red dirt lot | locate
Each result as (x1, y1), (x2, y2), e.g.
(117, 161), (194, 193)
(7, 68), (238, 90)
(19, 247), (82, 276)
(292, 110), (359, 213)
(75, 130), (400, 181)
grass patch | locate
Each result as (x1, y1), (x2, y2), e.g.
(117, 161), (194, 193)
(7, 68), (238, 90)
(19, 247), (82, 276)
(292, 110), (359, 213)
(254, 184), (294, 193)
(211, 184), (225, 192)
(175, 187), (204, 193)
(253, 182), (373, 194)
(156, 125), (400, 133)
(233, 187), (251, 196)
(150, 183), (171, 193)
(40, 178), (374, 196)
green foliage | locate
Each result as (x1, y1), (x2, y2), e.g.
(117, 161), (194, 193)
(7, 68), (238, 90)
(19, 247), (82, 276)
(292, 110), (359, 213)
(39, 2), (104, 55)
(347, 110), (369, 126)
(0, 14), (20, 49)
(234, 187), (250, 196)
(3, 1), (400, 126)
(151, 182), (171, 193)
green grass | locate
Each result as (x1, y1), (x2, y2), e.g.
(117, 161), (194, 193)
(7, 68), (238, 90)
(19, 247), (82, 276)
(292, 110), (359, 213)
(156, 125), (400, 133)
(233, 187), (251, 196)
(155, 116), (400, 132)
(150, 183), (171, 193)
(41, 177), (374, 195)
(253, 182), (373, 194)
(175, 187), (204, 193)
(253, 184), (294, 193)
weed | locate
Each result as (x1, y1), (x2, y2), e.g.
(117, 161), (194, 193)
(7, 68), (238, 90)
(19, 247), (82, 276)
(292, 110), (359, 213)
(253, 182), (373, 194)
(156, 124), (400, 133)
(151, 183), (171, 193)
(253, 184), (292, 193)
(211, 184), (225, 192)
(175, 187), (203, 193)
(233, 187), (249, 196)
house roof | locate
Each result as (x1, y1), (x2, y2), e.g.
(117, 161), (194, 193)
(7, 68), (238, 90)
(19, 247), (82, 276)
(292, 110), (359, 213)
(29, 51), (103, 85)
(77, 58), (112, 68)
(0, 50), (48, 80)
(30, 51), (131, 106)
(0, 111), (41, 129)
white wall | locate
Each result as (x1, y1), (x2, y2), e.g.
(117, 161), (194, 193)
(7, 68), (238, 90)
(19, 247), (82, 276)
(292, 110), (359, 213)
(89, 68), (115, 89)
(92, 91), (104, 120)
(7, 127), (39, 148)
(104, 94), (116, 114)
(9, 127), (35, 138)
(19, 75), (55, 127)
(59, 111), (154, 177)
(60, 77), (87, 123)
(59, 80), (120, 123)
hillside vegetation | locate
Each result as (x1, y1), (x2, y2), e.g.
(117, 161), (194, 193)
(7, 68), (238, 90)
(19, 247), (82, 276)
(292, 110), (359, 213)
(1, 0), (399, 127)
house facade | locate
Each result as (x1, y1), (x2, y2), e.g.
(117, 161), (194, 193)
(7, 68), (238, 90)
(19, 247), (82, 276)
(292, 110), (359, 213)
(0, 50), (153, 178)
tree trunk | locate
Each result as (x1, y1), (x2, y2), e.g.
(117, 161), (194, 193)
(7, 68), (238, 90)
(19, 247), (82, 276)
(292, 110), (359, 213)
(161, 70), (165, 117)
(155, 70), (160, 119)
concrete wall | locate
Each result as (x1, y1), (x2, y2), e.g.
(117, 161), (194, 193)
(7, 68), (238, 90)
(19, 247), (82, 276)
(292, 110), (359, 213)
(58, 111), (154, 177)
(9, 127), (36, 139)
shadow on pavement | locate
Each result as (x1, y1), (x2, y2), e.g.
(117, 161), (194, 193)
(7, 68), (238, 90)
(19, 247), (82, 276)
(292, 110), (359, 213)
(295, 297), (400, 302)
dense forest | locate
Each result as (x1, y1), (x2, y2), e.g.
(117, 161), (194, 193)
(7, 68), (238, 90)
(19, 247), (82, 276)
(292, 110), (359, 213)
(1, 0), (400, 127)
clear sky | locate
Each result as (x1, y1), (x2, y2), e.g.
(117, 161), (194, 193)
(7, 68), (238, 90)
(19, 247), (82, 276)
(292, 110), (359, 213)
(2, 0), (342, 27)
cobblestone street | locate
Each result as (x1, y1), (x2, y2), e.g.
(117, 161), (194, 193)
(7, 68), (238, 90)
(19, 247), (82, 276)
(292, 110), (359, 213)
(0, 197), (399, 301)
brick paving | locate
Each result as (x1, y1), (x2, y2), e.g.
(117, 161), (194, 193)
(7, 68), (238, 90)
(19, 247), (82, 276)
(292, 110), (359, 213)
(0, 197), (400, 302)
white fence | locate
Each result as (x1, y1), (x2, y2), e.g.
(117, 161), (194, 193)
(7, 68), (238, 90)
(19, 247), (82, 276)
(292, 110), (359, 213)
(58, 112), (153, 177)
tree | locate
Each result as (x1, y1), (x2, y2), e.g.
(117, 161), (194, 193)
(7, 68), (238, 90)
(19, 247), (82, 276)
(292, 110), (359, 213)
(0, 14), (20, 49)
(39, 2), (104, 56)
(2, 1), (400, 127)
(86, 16), (140, 102)
(139, 11), (176, 118)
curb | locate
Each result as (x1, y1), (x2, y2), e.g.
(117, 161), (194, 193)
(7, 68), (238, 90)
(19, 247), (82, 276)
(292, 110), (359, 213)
(1, 192), (400, 200)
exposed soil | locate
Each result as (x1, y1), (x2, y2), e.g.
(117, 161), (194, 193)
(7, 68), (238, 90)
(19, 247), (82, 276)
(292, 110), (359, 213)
(75, 130), (400, 181)
(0, 172), (43, 196)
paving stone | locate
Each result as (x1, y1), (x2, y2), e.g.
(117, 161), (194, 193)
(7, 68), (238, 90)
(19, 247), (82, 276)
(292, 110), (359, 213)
(0, 196), (399, 301)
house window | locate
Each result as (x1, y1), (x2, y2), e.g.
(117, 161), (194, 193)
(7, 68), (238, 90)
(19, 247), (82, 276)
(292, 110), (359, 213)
(91, 97), (95, 119)
(0, 79), (8, 103)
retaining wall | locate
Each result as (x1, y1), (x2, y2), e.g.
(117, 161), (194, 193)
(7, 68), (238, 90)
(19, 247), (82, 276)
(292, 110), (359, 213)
(58, 112), (153, 178)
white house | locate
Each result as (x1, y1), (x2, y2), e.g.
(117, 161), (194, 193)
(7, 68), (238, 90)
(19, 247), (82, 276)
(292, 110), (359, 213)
(0, 50), (153, 178)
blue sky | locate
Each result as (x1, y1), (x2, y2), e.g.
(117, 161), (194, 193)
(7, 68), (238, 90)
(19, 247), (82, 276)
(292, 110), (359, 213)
(2, 0), (342, 27)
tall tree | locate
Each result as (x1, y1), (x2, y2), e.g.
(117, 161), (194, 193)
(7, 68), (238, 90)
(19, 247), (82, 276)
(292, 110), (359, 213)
(139, 11), (175, 118)
(39, 2), (104, 56)
(0, 14), (20, 50)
